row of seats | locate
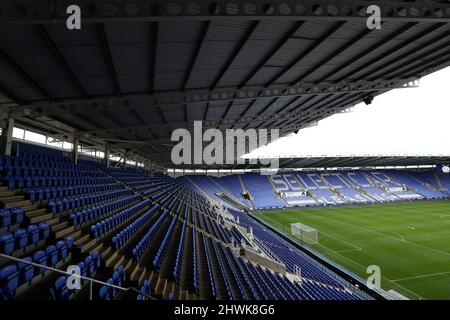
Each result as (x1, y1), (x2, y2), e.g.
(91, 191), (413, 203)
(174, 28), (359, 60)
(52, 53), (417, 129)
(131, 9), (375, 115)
(48, 189), (133, 215)
(98, 265), (127, 300)
(132, 211), (168, 261)
(49, 251), (102, 300)
(0, 222), (50, 255)
(0, 207), (25, 229)
(26, 182), (122, 201)
(90, 198), (148, 238)
(136, 280), (151, 300)
(153, 216), (177, 271)
(0, 159), (95, 172)
(172, 219), (187, 282)
(5, 173), (106, 189)
(69, 194), (140, 227)
(111, 201), (157, 250)
(0, 238), (74, 298)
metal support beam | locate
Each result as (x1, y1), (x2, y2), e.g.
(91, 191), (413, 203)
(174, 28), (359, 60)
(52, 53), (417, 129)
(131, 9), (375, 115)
(35, 25), (88, 99)
(16, 77), (419, 116)
(60, 78), (417, 139)
(0, 85), (22, 105)
(183, 21), (210, 90)
(211, 21), (259, 90)
(2, 1), (449, 24)
(150, 22), (159, 94)
(97, 24), (122, 96)
(0, 49), (52, 100)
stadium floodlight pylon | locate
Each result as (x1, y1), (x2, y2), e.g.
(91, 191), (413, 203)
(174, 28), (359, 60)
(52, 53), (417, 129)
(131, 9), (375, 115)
(291, 222), (318, 245)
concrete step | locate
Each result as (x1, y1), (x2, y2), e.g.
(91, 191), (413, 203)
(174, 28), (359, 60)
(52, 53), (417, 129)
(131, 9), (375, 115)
(180, 289), (189, 300)
(52, 221), (69, 232)
(124, 260), (135, 275)
(26, 208), (47, 217)
(21, 203), (39, 211)
(55, 226), (76, 239)
(155, 277), (168, 297)
(130, 264), (142, 281)
(0, 195), (23, 202)
(74, 234), (90, 246)
(112, 255), (125, 270)
(87, 242), (104, 255)
(0, 190), (15, 197)
(29, 212), (53, 224)
(105, 250), (118, 267)
(188, 292), (196, 300)
(80, 237), (98, 253)
(4, 199), (31, 208)
(100, 246), (112, 259)
(45, 216), (60, 226)
(137, 267), (147, 285)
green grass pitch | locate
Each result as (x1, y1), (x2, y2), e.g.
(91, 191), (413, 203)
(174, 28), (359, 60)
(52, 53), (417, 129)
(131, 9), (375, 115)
(256, 200), (450, 300)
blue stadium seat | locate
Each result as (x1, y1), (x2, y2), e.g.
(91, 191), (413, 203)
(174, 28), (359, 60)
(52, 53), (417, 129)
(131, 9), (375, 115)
(0, 210), (12, 228)
(56, 240), (68, 261)
(18, 257), (34, 283)
(50, 276), (70, 300)
(14, 228), (28, 249)
(27, 225), (40, 244)
(46, 245), (58, 266)
(32, 250), (47, 273)
(0, 232), (14, 254)
(98, 286), (110, 300)
(38, 222), (50, 239)
(0, 265), (19, 296)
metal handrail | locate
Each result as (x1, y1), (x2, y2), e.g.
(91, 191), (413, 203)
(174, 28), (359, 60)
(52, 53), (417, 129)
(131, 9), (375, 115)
(0, 253), (156, 300)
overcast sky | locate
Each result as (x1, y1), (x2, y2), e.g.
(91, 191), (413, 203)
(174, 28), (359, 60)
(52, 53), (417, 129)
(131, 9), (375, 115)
(247, 66), (450, 159)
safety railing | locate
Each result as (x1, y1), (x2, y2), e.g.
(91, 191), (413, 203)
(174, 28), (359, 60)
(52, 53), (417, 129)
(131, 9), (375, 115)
(0, 253), (156, 300)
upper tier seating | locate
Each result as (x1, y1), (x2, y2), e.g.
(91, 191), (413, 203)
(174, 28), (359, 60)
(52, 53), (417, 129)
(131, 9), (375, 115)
(241, 174), (285, 209)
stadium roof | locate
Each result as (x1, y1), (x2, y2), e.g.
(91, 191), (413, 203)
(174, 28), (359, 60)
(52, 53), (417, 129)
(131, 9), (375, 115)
(0, 0), (450, 169)
(268, 155), (450, 169)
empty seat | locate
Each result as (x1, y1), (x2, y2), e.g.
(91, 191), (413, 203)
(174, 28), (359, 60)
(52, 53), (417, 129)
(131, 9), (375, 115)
(27, 225), (40, 244)
(56, 240), (68, 260)
(46, 245), (58, 266)
(84, 256), (95, 276)
(0, 233), (14, 254)
(98, 286), (110, 300)
(0, 265), (19, 297)
(32, 250), (47, 273)
(0, 210), (12, 228)
(18, 257), (34, 283)
(14, 229), (28, 249)
(38, 222), (50, 239)
(11, 208), (24, 225)
(50, 276), (70, 300)
(77, 262), (86, 277)
(92, 251), (101, 269)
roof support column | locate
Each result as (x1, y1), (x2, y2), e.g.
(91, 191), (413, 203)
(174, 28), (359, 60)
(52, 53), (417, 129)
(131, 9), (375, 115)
(0, 116), (14, 156)
(72, 131), (79, 165)
(104, 143), (110, 168)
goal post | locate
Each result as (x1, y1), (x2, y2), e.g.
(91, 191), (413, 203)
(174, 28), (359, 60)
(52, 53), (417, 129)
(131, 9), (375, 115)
(291, 222), (318, 245)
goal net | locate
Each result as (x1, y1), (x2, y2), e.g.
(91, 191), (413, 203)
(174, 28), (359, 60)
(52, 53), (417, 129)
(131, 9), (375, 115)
(291, 223), (318, 245)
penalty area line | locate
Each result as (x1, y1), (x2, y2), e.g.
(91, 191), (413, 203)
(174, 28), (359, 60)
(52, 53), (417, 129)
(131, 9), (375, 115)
(392, 270), (450, 282)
